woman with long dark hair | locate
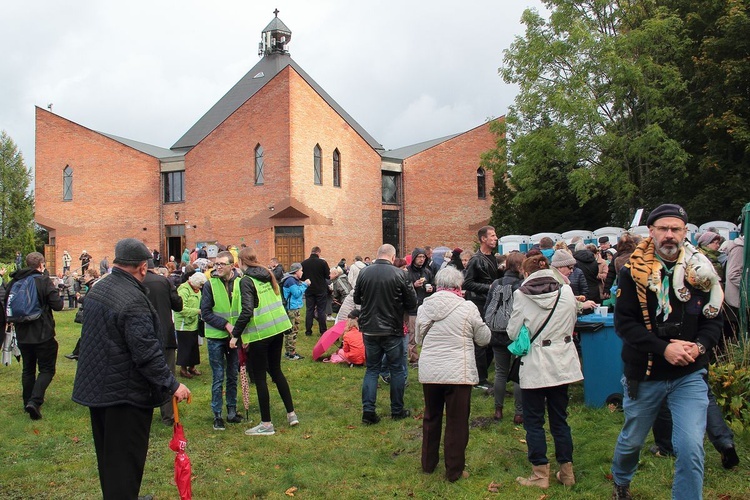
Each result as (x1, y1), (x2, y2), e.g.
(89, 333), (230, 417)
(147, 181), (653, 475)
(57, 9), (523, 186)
(229, 247), (297, 436)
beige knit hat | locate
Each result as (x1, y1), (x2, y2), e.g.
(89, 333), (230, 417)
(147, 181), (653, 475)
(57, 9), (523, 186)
(550, 250), (576, 268)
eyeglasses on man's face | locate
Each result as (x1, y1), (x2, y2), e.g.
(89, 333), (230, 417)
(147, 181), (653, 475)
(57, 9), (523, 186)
(214, 262), (230, 268)
(652, 226), (686, 234)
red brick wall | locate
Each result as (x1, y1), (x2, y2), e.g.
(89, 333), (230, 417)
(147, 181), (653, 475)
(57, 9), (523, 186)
(35, 108), (161, 273)
(182, 68), (293, 260)
(288, 69), (383, 264)
(183, 66), (383, 266)
(401, 119), (500, 254)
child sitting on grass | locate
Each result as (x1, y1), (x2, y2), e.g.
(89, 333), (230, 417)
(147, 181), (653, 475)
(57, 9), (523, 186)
(327, 309), (365, 366)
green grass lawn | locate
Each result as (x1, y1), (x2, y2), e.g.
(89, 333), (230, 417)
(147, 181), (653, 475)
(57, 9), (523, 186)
(1, 309), (748, 499)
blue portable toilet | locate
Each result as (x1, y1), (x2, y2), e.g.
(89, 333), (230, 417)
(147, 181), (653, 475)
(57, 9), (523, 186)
(699, 221), (740, 241)
(562, 230), (596, 246)
(593, 227), (626, 247)
(686, 223), (699, 245)
(530, 232), (564, 245)
(498, 235), (531, 254)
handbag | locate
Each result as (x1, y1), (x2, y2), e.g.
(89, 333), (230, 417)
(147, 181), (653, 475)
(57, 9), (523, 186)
(507, 289), (561, 383)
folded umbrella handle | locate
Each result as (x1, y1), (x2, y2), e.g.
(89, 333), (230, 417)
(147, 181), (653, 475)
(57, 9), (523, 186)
(172, 394), (192, 424)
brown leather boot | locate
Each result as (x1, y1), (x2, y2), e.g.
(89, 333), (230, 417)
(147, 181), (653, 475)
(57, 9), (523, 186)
(516, 463), (549, 489)
(493, 408), (503, 421)
(556, 462), (575, 486)
(179, 367), (193, 379)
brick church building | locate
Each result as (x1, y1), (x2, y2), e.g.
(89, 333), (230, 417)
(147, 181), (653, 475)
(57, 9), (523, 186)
(35, 13), (499, 273)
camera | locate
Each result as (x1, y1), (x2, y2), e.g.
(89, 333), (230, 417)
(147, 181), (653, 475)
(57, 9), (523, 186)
(656, 322), (682, 339)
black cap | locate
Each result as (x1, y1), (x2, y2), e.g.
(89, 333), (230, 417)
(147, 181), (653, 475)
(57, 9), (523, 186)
(646, 204), (688, 226)
(598, 236), (609, 244)
(113, 238), (152, 265)
(348, 308), (361, 319)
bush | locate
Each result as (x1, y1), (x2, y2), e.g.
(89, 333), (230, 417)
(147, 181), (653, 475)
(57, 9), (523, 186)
(709, 339), (750, 433)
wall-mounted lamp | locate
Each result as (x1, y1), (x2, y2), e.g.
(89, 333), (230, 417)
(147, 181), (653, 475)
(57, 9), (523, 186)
(268, 204), (275, 211)
(174, 211), (180, 221)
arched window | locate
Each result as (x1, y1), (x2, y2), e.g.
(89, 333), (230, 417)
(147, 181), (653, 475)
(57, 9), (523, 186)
(255, 144), (264, 185)
(313, 145), (322, 185)
(477, 167), (486, 199)
(63, 165), (73, 201)
(332, 149), (341, 187)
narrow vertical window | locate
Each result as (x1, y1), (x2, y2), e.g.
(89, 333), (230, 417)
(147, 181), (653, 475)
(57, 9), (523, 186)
(313, 144), (322, 185)
(255, 144), (264, 185)
(163, 171), (185, 203)
(332, 149), (341, 187)
(63, 165), (73, 201)
(477, 167), (486, 199)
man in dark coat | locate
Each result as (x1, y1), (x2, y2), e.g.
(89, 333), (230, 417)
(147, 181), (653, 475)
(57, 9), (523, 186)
(611, 204), (723, 500)
(143, 259), (183, 425)
(462, 225), (499, 389)
(5, 252), (64, 419)
(72, 238), (190, 500)
(301, 246), (330, 336)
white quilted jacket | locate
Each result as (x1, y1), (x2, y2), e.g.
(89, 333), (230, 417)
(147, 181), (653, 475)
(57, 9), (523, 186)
(416, 291), (491, 385)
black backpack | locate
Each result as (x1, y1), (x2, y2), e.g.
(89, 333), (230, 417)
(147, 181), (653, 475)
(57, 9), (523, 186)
(6, 276), (43, 323)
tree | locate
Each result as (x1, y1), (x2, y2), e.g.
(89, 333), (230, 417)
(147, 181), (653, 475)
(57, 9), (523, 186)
(0, 131), (36, 260)
(666, 0), (750, 220)
(499, 1), (693, 226)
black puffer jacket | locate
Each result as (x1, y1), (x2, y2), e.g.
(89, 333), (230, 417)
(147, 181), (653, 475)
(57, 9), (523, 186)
(573, 249), (601, 302)
(72, 268), (179, 409)
(5, 268), (63, 344)
(354, 259), (417, 336)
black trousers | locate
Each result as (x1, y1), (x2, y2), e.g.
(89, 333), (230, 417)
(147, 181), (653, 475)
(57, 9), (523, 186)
(19, 338), (58, 407)
(421, 384), (472, 481)
(90, 405), (153, 500)
(305, 292), (328, 335)
(245, 332), (295, 422)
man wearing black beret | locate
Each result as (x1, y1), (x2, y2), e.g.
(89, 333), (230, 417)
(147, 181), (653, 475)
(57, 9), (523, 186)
(611, 204), (723, 499)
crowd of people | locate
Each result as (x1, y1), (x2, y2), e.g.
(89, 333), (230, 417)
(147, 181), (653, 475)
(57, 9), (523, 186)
(1, 203), (745, 498)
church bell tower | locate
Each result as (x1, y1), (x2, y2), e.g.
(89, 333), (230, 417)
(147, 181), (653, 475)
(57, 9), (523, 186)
(259, 9), (292, 57)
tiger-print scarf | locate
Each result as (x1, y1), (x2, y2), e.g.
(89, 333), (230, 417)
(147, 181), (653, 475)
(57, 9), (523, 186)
(625, 236), (685, 378)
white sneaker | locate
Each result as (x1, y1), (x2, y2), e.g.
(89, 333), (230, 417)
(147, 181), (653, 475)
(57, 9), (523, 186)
(245, 423), (275, 436)
(287, 412), (299, 426)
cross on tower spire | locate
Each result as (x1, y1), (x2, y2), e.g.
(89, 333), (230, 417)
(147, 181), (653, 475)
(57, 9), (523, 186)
(273, 8), (279, 17)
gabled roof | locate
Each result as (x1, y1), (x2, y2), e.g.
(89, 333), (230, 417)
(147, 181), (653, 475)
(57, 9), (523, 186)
(263, 16), (291, 34)
(171, 53), (382, 151)
(379, 133), (462, 161)
(100, 132), (184, 160)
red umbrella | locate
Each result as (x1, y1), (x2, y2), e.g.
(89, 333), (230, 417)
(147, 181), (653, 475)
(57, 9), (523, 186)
(170, 396), (192, 500)
(237, 344), (252, 420)
(313, 320), (347, 360)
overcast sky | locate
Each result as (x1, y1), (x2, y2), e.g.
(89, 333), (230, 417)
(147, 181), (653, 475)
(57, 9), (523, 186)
(2, 0), (544, 172)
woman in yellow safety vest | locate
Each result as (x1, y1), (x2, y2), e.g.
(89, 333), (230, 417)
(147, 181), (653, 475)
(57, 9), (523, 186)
(229, 247), (298, 436)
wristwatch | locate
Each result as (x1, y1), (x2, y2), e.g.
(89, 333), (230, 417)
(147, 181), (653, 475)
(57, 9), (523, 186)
(696, 342), (706, 355)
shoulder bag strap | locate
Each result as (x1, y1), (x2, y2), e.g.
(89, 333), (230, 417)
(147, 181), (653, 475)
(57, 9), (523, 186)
(528, 289), (562, 344)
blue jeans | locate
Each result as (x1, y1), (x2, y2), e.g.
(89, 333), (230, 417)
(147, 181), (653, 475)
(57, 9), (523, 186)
(652, 374), (734, 454)
(363, 335), (406, 414)
(207, 338), (238, 415)
(611, 370), (708, 500)
(521, 384), (573, 465)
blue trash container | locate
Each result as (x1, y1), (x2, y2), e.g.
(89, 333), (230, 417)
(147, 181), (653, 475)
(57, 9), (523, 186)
(576, 312), (624, 407)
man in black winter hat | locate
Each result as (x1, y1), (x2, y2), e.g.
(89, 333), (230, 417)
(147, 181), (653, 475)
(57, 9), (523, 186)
(73, 238), (190, 500)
